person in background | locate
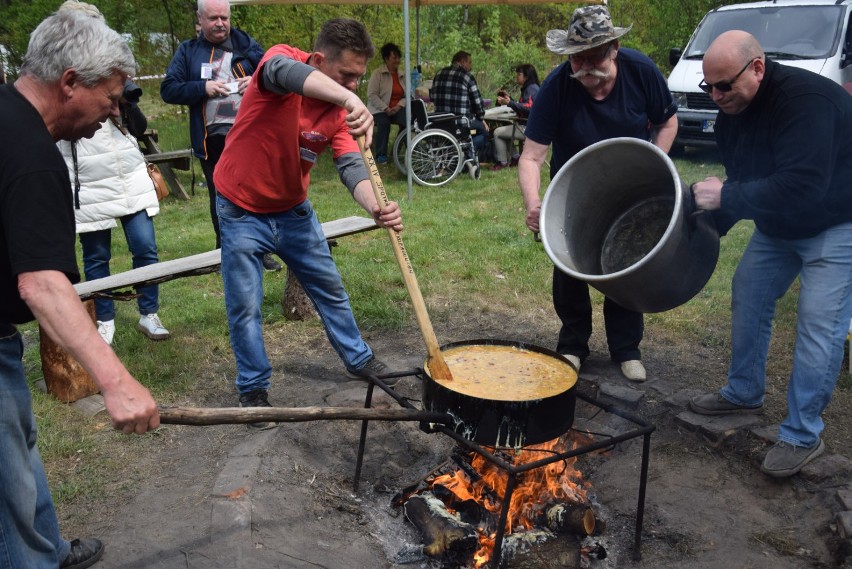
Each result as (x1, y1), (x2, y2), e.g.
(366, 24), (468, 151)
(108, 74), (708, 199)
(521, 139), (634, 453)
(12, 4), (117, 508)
(688, 31), (852, 477)
(518, 5), (678, 382)
(212, 18), (404, 430)
(491, 63), (540, 171)
(161, 0), (282, 272)
(430, 50), (489, 165)
(366, 42), (407, 165)
(57, 79), (170, 345)
(0, 4), (159, 568)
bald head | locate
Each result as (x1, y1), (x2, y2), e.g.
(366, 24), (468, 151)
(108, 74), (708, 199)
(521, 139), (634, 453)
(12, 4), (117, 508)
(702, 30), (765, 114)
(705, 30), (764, 69)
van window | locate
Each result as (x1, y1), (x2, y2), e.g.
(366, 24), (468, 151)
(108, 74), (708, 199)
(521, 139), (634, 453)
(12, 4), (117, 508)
(683, 6), (844, 60)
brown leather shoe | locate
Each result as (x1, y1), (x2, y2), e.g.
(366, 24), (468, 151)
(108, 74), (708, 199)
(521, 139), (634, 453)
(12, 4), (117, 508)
(689, 393), (763, 415)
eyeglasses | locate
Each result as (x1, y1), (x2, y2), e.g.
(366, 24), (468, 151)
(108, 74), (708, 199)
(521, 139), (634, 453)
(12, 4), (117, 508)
(698, 58), (757, 93)
(569, 44), (613, 66)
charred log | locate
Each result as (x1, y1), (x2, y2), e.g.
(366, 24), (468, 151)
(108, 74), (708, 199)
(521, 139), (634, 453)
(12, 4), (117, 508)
(504, 530), (583, 569)
(544, 503), (596, 536)
(404, 493), (478, 562)
(392, 459), (454, 508)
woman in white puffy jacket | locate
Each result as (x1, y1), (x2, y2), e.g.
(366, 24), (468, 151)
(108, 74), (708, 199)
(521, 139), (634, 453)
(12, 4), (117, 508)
(57, 96), (169, 345)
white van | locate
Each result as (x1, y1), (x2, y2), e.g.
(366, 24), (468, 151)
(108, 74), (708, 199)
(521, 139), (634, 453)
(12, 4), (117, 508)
(667, 0), (852, 150)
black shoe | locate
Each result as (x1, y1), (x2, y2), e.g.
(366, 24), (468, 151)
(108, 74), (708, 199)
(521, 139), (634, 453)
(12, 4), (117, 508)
(262, 254), (282, 272)
(61, 538), (104, 569)
(238, 389), (278, 430)
(345, 356), (400, 387)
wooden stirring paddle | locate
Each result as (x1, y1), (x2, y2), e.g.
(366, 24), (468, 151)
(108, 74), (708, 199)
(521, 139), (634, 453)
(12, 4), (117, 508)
(356, 135), (453, 381)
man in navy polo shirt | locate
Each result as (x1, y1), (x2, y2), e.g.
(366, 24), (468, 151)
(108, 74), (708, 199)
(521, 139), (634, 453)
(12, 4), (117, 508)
(518, 5), (678, 382)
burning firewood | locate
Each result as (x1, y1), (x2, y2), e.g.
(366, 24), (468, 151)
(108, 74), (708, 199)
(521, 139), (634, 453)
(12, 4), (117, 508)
(544, 503), (596, 536)
(404, 493), (478, 562)
(504, 530), (583, 569)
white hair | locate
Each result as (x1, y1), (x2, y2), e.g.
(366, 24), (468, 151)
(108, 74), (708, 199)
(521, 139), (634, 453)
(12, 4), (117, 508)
(21, 6), (135, 85)
(198, 0), (231, 14)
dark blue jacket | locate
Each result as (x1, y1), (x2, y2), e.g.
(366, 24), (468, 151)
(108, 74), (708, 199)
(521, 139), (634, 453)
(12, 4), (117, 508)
(713, 59), (852, 239)
(160, 28), (264, 159)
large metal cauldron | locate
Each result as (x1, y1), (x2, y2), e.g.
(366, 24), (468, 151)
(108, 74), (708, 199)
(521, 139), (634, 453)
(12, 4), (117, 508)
(540, 138), (720, 313)
(420, 339), (577, 448)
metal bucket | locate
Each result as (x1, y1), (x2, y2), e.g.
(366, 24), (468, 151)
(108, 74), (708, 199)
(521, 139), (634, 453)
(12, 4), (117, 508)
(539, 137), (720, 313)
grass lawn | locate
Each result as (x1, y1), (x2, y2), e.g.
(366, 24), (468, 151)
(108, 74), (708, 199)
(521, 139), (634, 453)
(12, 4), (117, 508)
(21, 109), (849, 508)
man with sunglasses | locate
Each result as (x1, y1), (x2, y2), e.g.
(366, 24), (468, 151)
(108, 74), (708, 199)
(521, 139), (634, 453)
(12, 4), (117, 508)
(518, 5), (678, 382)
(689, 31), (852, 478)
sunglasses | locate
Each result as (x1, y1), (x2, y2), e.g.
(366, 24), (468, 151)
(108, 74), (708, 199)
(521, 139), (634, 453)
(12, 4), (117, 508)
(569, 44), (613, 66)
(698, 58), (757, 93)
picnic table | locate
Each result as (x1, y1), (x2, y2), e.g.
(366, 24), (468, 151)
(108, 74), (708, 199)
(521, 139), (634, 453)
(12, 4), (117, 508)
(138, 129), (193, 200)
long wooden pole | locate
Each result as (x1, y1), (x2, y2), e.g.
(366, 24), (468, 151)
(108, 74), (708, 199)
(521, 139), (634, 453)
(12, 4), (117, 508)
(158, 406), (452, 426)
(356, 136), (453, 381)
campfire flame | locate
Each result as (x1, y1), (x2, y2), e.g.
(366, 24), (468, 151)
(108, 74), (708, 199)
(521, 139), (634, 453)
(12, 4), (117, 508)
(428, 434), (591, 567)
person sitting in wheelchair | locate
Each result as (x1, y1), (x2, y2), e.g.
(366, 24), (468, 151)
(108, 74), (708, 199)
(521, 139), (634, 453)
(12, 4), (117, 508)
(430, 51), (489, 163)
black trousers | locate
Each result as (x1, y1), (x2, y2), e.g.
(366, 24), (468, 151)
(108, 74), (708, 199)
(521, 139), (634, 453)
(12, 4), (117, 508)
(199, 134), (227, 249)
(552, 268), (643, 363)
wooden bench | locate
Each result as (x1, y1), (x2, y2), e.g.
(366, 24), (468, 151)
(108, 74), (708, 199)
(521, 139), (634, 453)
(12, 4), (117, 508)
(54, 216), (380, 408)
(73, 215), (379, 300)
(138, 129), (193, 200)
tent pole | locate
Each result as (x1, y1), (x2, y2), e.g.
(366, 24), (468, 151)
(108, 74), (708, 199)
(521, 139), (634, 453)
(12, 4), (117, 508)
(404, 0), (414, 199)
(416, 2), (421, 68)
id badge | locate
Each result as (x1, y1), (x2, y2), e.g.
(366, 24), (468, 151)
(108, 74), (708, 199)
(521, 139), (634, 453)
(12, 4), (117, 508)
(200, 63), (213, 79)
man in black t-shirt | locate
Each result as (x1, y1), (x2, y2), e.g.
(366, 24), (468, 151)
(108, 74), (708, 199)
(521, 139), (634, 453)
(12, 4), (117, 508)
(519, 6), (678, 382)
(0, 4), (159, 568)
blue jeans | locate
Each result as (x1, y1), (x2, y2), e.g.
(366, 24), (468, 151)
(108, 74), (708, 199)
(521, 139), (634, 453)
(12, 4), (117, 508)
(0, 332), (70, 568)
(372, 111), (407, 159)
(217, 195), (373, 394)
(469, 118), (488, 161)
(721, 223), (852, 447)
(79, 209), (160, 321)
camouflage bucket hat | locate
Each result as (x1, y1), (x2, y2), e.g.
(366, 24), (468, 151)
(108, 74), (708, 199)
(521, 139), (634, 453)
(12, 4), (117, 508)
(546, 5), (632, 56)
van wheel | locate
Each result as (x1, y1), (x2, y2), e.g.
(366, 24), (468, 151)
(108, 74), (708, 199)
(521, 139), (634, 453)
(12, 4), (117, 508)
(668, 143), (685, 157)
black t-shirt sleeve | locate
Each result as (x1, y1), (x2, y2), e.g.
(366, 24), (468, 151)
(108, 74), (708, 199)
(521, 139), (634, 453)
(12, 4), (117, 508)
(3, 170), (80, 279)
(0, 167), (80, 324)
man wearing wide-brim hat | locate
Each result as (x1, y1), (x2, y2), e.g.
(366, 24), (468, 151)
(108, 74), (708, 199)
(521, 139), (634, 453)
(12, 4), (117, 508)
(517, 5), (679, 382)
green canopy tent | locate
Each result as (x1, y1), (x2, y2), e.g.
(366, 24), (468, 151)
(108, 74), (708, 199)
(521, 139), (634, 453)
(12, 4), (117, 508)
(230, 0), (604, 196)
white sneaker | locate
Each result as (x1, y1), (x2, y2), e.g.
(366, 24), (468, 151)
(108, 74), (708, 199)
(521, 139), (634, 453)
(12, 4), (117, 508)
(137, 313), (170, 340)
(96, 320), (115, 345)
(620, 360), (646, 382)
(562, 354), (581, 373)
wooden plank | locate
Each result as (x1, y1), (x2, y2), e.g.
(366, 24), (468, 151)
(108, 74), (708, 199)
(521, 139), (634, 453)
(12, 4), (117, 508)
(71, 394), (107, 417)
(74, 216), (379, 300)
(146, 149), (192, 170)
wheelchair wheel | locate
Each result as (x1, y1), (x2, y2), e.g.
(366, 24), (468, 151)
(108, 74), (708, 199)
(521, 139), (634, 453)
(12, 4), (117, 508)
(408, 129), (463, 187)
(392, 129), (410, 176)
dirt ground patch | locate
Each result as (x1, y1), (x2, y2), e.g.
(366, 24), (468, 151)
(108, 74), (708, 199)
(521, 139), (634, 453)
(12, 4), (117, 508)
(57, 306), (852, 568)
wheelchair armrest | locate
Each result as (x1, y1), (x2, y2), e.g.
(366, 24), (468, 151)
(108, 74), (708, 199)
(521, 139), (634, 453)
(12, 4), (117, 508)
(426, 112), (457, 125)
